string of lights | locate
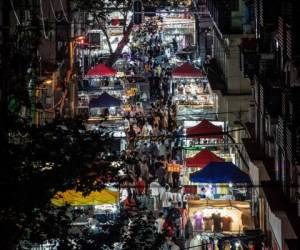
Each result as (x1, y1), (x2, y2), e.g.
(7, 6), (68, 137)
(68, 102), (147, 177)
(59, 0), (70, 23)
(100, 127), (245, 140)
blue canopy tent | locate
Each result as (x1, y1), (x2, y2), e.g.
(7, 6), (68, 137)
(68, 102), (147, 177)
(190, 162), (251, 184)
(89, 92), (122, 108)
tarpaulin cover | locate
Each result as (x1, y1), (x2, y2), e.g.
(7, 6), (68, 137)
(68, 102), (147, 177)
(190, 162), (251, 184)
(89, 92), (122, 108)
(186, 119), (223, 139)
(51, 188), (119, 206)
(86, 63), (117, 77)
(186, 149), (224, 168)
(172, 62), (204, 78)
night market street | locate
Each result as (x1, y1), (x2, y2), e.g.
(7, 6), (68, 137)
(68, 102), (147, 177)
(1, 1), (300, 250)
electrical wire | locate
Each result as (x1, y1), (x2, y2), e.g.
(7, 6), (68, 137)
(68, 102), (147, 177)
(82, 110), (248, 121)
(59, 0), (70, 23)
(49, 0), (63, 22)
(98, 127), (246, 140)
(9, 0), (21, 25)
(39, 0), (49, 39)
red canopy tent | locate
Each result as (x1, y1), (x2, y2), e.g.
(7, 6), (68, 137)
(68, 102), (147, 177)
(186, 149), (224, 168)
(86, 64), (117, 77)
(172, 62), (205, 78)
(186, 119), (223, 139)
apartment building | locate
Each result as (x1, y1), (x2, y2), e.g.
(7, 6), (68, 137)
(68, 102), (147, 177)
(239, 0), (300, 249)
(203, 0), (255, 166)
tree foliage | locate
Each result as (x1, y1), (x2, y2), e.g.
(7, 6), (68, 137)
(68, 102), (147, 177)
(1, 116), (121, 249)
(70, 0), (191, 65)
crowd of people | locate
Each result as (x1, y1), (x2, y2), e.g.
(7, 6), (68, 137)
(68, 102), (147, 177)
(117, 17), (202, 250)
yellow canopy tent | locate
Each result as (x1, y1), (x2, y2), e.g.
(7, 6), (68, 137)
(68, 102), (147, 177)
(51, 188), (119, 207)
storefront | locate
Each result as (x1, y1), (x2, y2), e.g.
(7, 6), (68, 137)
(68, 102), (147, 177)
(188, 199), (253, 233)
(159, 15), (195, 51)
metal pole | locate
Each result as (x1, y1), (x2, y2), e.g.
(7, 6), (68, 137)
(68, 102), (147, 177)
(82, 48), (84, 78)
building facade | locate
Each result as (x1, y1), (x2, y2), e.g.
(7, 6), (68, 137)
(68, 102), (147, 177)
(203, 0), (255, 167)
(0, 0), (71, 126)
(238, 0), (300, 249)
(202, 0), (300, 248)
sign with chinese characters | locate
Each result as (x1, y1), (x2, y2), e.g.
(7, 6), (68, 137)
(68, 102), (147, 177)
(167, 163), (181, 172)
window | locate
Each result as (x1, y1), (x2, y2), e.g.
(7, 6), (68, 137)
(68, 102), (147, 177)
(231, 0), (239, 11)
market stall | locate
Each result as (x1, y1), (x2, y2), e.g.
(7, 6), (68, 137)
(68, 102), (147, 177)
(51, 188), (119, 207)
(88, 92), (123, 120)
(187, 162), (253, 234)
(183, 149), (225, 188)
(188, 199), (253, 233)
(189, 162), (251, 184)
(158, 11), (195, 52)
(186, 119), (223, 141)
(51, 188), (120, 228)
(183, 119), (224, 151)
(186, 149), (225, 168)
(189, 162), (251, 201)
(78, 64), (124, 117)
(171, 63), (215, 121)
(84, 63), (123, 90)
(181, 120), (228, 185)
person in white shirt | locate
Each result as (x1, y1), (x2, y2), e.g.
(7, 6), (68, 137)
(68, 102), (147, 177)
(161, 184), (173, 217)
(150, 178), (162, 210)
(155, 212), (165, 233)
(205, 185), (213, 199)
(165, 47), (171, 59)
(120, 187), (129, 203)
